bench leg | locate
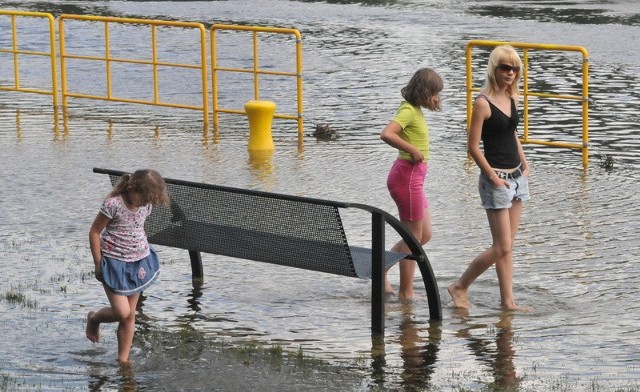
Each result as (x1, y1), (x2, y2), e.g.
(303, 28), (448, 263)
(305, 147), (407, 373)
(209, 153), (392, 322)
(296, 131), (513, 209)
(371, 212), (385, 334)
(189, 250), (203, 280)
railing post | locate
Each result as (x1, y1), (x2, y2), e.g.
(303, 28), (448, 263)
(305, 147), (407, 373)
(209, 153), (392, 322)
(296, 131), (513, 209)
(371, 211), (385, 334)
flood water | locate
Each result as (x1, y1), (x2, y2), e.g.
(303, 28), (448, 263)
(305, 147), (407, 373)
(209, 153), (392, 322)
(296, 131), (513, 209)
(1, 0), (640, 391)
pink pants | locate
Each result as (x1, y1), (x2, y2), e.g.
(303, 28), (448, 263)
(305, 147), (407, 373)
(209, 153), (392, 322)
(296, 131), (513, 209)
(386, 159), (429, 222)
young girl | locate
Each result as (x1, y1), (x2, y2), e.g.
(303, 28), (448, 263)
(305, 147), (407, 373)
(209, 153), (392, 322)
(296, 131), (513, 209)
(448, 45), (531, 311)
(86, 169), (170, 363)
(380, 68), (443, 300)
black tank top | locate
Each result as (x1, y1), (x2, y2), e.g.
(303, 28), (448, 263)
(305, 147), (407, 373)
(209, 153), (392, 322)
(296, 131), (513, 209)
(478, 95), (520, 169)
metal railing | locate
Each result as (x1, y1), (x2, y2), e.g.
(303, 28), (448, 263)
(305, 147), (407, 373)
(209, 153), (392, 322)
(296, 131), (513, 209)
(0, 10), (58, 107)
(58, 14), (209, 125)
(211, 24), (304, 142)
(466, 40), (590, 168)
(1, 11), (307, 141)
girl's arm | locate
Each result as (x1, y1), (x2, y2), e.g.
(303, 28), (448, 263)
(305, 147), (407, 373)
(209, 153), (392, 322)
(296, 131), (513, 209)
(468, 98), (507, 187)
(380, 120), (424, 163)
(89, 212), (110, 282)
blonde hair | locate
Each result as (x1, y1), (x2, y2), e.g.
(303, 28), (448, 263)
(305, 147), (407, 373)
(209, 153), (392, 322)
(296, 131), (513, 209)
(484, 45), (523, 99)
(109, 169), (170, 206)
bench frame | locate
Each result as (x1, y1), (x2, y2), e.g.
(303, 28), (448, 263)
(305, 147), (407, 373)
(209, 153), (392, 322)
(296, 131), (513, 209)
(94, 168), (442, 333)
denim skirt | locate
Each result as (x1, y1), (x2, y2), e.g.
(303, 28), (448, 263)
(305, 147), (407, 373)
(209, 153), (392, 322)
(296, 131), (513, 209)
(101, 247), (160, 296)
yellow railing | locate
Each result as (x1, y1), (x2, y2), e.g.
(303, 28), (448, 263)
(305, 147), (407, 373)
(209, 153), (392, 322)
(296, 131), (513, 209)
(466, 40), (590, 168)
(58, 14), (209, 126)
(0, 10), (58, 107)
(1, 12), (305, 140)
(211, 24), (304, 142)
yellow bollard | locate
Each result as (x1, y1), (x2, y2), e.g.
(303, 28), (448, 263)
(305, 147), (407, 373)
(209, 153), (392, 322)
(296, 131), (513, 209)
(245, 100), (276, 151)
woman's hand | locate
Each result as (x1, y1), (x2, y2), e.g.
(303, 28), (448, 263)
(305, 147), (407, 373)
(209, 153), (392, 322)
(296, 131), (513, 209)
(489, 173), (509, 188)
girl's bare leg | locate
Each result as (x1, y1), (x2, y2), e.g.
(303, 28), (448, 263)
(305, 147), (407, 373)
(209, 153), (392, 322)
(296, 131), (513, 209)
(497, 200), (523, 310)
(386, 208), (432, 300)
(114, 293), (141, 363)
(86, 288), (125, 343)
(449, 208), (513, 308)
(87, 286), (140, 363)
(86, 311), (100, 342)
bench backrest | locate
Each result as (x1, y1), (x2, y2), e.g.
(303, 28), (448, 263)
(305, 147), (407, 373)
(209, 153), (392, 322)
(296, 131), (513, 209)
(106, 172), (367, 277)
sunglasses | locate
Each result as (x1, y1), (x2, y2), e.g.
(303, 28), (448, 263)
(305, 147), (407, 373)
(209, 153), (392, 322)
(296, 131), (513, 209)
(496, 64), (521, 73)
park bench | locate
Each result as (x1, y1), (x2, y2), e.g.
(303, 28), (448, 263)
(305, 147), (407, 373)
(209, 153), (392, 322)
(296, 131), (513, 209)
(94, 168), (442, 333)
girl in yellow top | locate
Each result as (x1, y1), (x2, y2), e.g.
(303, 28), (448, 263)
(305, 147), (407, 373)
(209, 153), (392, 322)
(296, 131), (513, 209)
(380, 68), (443, 300)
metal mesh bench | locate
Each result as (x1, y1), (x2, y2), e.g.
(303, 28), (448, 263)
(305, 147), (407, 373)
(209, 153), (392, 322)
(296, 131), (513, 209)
(95, 168), (442, 332)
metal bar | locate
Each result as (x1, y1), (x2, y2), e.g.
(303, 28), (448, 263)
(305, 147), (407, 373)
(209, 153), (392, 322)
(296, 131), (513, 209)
(521, 139), (583, 149)
(581, 54), (590, 168)
(197, 24), (209, 128)
(216, 107), (298, 120)
(152, 25), (159, 104)
(63, 92), (204, 110)
(46, 13), (58, 108)
(104, 22), (112, 100)
(59, 17), (68, 107)
(371, 212), (385, 334)
(253, 31), (259, 100)
(295, 34), (304, 143)
(189, 250), (204, 279)
(211, 27), (220, 133)
(522, 49), (530, 141)
(11, 15), (19, 89)
(212, 66), (298, 77)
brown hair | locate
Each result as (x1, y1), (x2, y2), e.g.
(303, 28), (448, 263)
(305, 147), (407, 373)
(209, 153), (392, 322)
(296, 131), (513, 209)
(109, 169), (170, 206)
(401, 68), (443, 111)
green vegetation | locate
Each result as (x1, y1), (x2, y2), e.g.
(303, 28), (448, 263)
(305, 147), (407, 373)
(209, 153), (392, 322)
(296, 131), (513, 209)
(2, 288), (37, 310)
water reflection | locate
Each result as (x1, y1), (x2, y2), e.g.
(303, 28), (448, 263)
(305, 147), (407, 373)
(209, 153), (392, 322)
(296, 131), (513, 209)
(453, 309), (520, 390)
(371, 303), (441, 391)
(15, 109), (22, 141)
(87, 358), (140, 392)
(187, 279), (203, 313)
(248, 149), (276, 189)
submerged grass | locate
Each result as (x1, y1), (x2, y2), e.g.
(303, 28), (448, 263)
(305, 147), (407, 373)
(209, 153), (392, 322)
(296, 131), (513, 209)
(2, 288), (37, 310)
(135, 326), (368, 391)
(132, 326), (640, 392)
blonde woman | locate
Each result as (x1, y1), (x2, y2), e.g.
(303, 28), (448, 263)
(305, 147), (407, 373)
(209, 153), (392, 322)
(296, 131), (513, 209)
(449, 45), (531, 311)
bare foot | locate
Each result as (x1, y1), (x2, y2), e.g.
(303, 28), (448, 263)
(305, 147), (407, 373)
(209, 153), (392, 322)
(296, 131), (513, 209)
(398, 289), (415, 302)
(119, 357), (132, 366)
(448, 283), (470, 309)
(86, 311), (100, 343)
(502, 303), (533, 312)
(384, 280), (395, 295)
